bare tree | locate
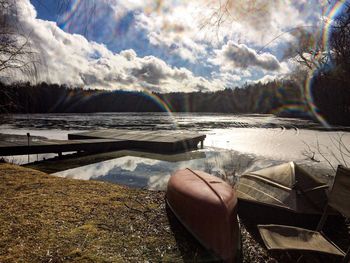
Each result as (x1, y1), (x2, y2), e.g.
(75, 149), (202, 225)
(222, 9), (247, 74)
(0, 0), (38, 77)
(199, 0), (272, 41)
(330, 2), (350, 71)
(0, 0), (39, 114)
(284, 1), (350, 72)
(283, 28), (330, 71)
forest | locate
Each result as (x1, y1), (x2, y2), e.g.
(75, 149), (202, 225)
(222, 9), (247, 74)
(1, 68), (349, 125)
(0, 79), (308, 117)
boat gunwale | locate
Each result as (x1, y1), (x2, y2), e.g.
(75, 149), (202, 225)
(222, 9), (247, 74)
(240, 173), (293, 191)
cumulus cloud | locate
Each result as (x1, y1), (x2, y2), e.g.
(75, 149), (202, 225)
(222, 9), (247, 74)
(211, 71), (242, 88)
(0, 0), (328, 92)
(129, 55), (195, 88)
(120, 49), (137, 61)
(0, 0), (224, 93)
(211, 41), (281, 71)
(135, 6), (207, 63)
(55, 0), (325, 55)
(199, 0), (325, 47)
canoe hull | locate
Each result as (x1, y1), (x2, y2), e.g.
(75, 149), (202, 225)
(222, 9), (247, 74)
(167, 169), (240, 262)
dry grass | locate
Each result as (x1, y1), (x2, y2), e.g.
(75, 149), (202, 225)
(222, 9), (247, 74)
(0, 163), (347, 262)
(0, 163), (214, 262)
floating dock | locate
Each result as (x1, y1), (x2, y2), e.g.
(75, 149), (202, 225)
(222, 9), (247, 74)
(0, 139), (124, 156)
(0, 129), (206, 156)
(68, 129), (206, 153)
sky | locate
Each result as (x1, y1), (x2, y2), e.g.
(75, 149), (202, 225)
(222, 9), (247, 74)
(1, 0), (335, 92)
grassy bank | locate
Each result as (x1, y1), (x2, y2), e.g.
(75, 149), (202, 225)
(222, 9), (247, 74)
(0, 163), (216, 262)
(0, 163), (346, 262)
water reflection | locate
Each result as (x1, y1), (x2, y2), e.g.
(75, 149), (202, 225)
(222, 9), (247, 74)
(2, 113), (349, 168)
(1, 112), (319, 131)
(53, 148), (261, 190)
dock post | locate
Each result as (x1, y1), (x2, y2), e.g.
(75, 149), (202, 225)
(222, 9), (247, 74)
(27, 133), (30, 163)
(200, 140), (204, 149)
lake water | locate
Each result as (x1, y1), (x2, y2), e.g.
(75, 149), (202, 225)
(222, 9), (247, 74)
(1, 113), (349, 189)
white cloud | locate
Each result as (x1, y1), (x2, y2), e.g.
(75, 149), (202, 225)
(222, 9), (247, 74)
(197, 0), (324, 47)
(211, 41), (281, 71)
(135, 5), (207, 63)
(252, 75), (279, 84)
(211, 71), (242, 87)
(0, 0), (224, 93)
(0, 0), (329, 92)
(120, 49), (137, 61)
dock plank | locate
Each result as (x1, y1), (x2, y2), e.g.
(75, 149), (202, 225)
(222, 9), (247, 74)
(0, 129), (206, 156)
(68, 129), (206, 153)
(0, 139), (125, 156)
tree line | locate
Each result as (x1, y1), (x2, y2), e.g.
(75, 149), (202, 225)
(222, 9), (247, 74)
(0, 80), (307, 117)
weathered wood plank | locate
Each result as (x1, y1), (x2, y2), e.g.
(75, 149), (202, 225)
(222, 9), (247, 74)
(0, 129), (206, 156)
(0, 139), (125, 156)
(68, 129), (206, 153)
(68, 129), (205, 141)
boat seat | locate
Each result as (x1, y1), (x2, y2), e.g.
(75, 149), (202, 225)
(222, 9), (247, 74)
(259, 225), (345, 256)
(258, 165), (350, 262)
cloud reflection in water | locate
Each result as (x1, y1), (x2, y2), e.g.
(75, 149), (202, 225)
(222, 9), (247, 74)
(53, 149), (259, 190)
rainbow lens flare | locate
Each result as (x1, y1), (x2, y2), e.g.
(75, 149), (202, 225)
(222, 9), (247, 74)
(303, 1), (348, 128)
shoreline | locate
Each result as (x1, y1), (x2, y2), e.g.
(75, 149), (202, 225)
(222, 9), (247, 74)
(1, 163), (347, 262)
(0, 163), (214, 262)
(1, 129), (337, 191)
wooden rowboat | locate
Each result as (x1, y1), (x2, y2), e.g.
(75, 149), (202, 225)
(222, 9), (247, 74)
(236, 162), (333, 226)
(166, 168), (240, 262)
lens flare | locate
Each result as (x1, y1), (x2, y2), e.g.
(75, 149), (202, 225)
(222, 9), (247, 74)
(321, 1), (347, 49)
(270, 104), (311, 119)
(303, 1), (348, 128)
(128, 87), (179, 129)
(58, 0), (82, 31)
(139, 89), (174, 113)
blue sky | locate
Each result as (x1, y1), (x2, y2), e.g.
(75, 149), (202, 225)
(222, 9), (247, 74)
(2, 0), (331, 92)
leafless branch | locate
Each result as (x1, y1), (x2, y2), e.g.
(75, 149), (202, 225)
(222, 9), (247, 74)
(0, 0), (39, 77)
(315, 139), (337, 172)
(302, 134), (350, 174)
(301, 140), (320, 162)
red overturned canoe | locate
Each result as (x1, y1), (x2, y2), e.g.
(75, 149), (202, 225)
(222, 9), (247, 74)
(166, 168), (240, 262)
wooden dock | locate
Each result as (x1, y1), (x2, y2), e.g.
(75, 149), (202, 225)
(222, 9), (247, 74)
(68, 129), (206, 153)
(0, 139), (125, 156)
(0, 129), (206, 156)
